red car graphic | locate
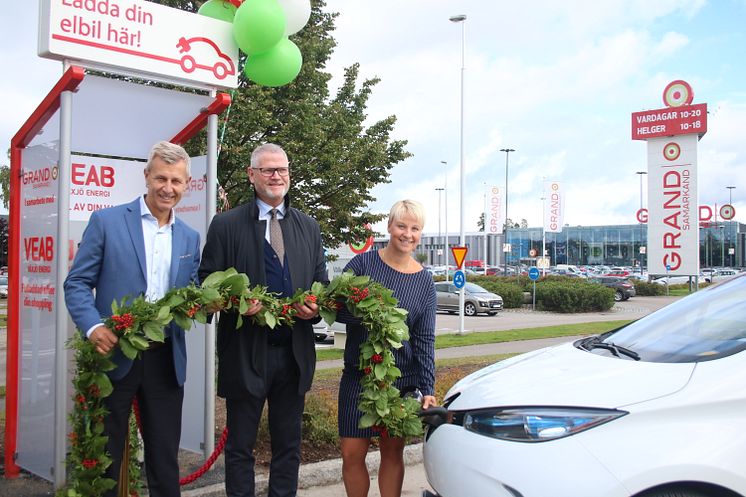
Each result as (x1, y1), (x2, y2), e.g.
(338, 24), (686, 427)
(176, 36), (236, 80)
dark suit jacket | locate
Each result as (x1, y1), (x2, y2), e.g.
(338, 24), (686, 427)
(64, 197), (201, 386)
(199, 196), (328, 398)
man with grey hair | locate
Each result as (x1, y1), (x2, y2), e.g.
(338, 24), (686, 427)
(200, 142), (328, 497)
(65, 140), (201, 497)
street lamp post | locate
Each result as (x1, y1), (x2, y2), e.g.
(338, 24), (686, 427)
(441, 160), (449, 281)
(726, 187), (736, 266)
(727, 186), (736, 206)
(500, 148), (515, 276)
(435, 187), (444, 267)
(449, 14), (466, 334)
(636, 171), (647, 273)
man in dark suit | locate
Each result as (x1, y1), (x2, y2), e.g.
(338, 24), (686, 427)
(199, 143), (327, 497)
(64, 141), (201, 497)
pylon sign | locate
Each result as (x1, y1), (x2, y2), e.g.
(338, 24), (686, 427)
(451, 246), (467, 269)
(632, 79), (706, 277)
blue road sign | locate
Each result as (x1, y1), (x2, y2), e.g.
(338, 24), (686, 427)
(528, 267), (540, 281)
(453, 270), (466, 289)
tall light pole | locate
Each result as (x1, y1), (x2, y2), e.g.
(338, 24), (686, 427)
(636, 171), (647, 273)
(450, 14), (466, 334)
(500, 148), (515, 276)
(440, 160), (449, 281)
(727, 186), (736, 267)
(435, 187), (444, 267)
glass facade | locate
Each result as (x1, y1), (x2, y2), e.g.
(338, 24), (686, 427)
(376, 222), (746, 271)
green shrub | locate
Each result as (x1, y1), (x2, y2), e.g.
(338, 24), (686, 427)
(536, 279), (614, 313)
(633, 280), (665, 296)
(469, 276), (524, 308)
(302, 391), (339, 444)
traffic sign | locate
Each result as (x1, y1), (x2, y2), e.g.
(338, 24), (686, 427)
(451, 246), (468, 269)
(453, 270), (466, 289)
(528, 267), (540, 281)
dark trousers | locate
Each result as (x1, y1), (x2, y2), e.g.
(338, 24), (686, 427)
(224, 345), (305, 497)
(103, 343), (184, 497)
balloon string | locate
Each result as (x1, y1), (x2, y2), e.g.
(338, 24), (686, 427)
(217, 89), (235, 159)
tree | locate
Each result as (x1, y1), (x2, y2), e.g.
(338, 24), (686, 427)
(0, 163), (9, 210)
(415, 253), (428, 264)
(0, 216), (7, 268)
(477, 212), (484, 232)
(153, 0), (410, 250)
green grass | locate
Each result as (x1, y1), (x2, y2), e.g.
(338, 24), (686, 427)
(315, 320), (633, 362)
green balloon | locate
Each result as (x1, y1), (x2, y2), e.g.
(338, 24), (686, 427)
(233, 0), (286, 55)
(197, 0), (238, 23)
(244, 38), (302, 87)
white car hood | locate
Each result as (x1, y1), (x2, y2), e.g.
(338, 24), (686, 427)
(447, 342), (695, 411)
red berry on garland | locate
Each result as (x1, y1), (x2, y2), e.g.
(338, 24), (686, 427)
(305, 294), (317, 304)
(371, 353), (383, 364)
(364, 367), (372, 375)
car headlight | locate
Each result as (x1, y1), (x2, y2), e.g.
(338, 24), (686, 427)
(461, 407), (627, 442)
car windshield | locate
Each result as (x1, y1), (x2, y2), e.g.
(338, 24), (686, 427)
(594, 275), (746, 363)
(463, 283), (488, 293)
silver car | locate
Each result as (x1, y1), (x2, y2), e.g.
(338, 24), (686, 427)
(435, 282), (503, 316)
(0, 276), (7, 298)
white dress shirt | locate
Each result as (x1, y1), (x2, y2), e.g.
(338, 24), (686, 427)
(140, 195), (174, 302)
(86, 196), (174, 337)
(256, 198), (286, 243)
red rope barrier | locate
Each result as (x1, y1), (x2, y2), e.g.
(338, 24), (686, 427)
(131, 398), (229, 487)
(179, 427), (229, 486)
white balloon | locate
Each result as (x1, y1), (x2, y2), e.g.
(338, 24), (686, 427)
(277, 0), (311, 36)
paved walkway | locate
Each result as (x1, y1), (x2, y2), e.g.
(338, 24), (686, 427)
(0, 296), (678, 496)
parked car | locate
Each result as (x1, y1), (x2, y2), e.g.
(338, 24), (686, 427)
(434, 282), (502, 316)
(313, 320), (332, 342)
(423, 274), (746, 497)
(0, 276), (7, 298)
(588, 276), (635, 301)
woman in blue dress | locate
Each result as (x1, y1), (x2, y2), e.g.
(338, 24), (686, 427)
(337, 199), (437, 497)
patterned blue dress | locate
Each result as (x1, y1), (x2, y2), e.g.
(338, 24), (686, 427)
(337, 250), (436, 438)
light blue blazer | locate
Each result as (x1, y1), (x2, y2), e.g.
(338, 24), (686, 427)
(64, 197), (200, 386)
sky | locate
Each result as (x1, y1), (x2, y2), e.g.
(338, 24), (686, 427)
(3, 0), (746, 235)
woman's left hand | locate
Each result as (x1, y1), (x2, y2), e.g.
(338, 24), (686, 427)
(422, 395), (437, 409)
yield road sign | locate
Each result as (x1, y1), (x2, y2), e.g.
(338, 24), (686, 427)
(451, 246), (468, 269)
(453, 270), (466, 289)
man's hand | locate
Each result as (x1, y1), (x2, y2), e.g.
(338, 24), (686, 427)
(90, 325), (118, 355)
(292, 300), (319, 320)
(422, 395), (437, 410)
(243, 299), (263, 316)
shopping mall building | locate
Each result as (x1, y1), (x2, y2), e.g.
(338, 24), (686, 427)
(374, 221), (745, 273)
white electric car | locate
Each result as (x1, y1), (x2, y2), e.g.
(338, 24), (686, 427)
(423, 274), (746, 497)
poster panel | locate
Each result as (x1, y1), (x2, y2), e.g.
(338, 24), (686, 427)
(543, 181), (563, 233)
(487, 185), (503, 235)
(67, 154), (207, 453)
(17, 142), (60, 480)
(646, 135), (699, 275)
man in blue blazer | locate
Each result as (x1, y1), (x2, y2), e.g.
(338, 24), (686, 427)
(64, 141), (200, 497)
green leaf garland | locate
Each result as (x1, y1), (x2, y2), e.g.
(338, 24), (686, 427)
(61, 269), (423, 495)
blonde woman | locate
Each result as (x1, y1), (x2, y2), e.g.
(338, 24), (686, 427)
(338, 200), (437, 497)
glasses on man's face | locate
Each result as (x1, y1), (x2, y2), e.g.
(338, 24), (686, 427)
(253, 167), (290, 178)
